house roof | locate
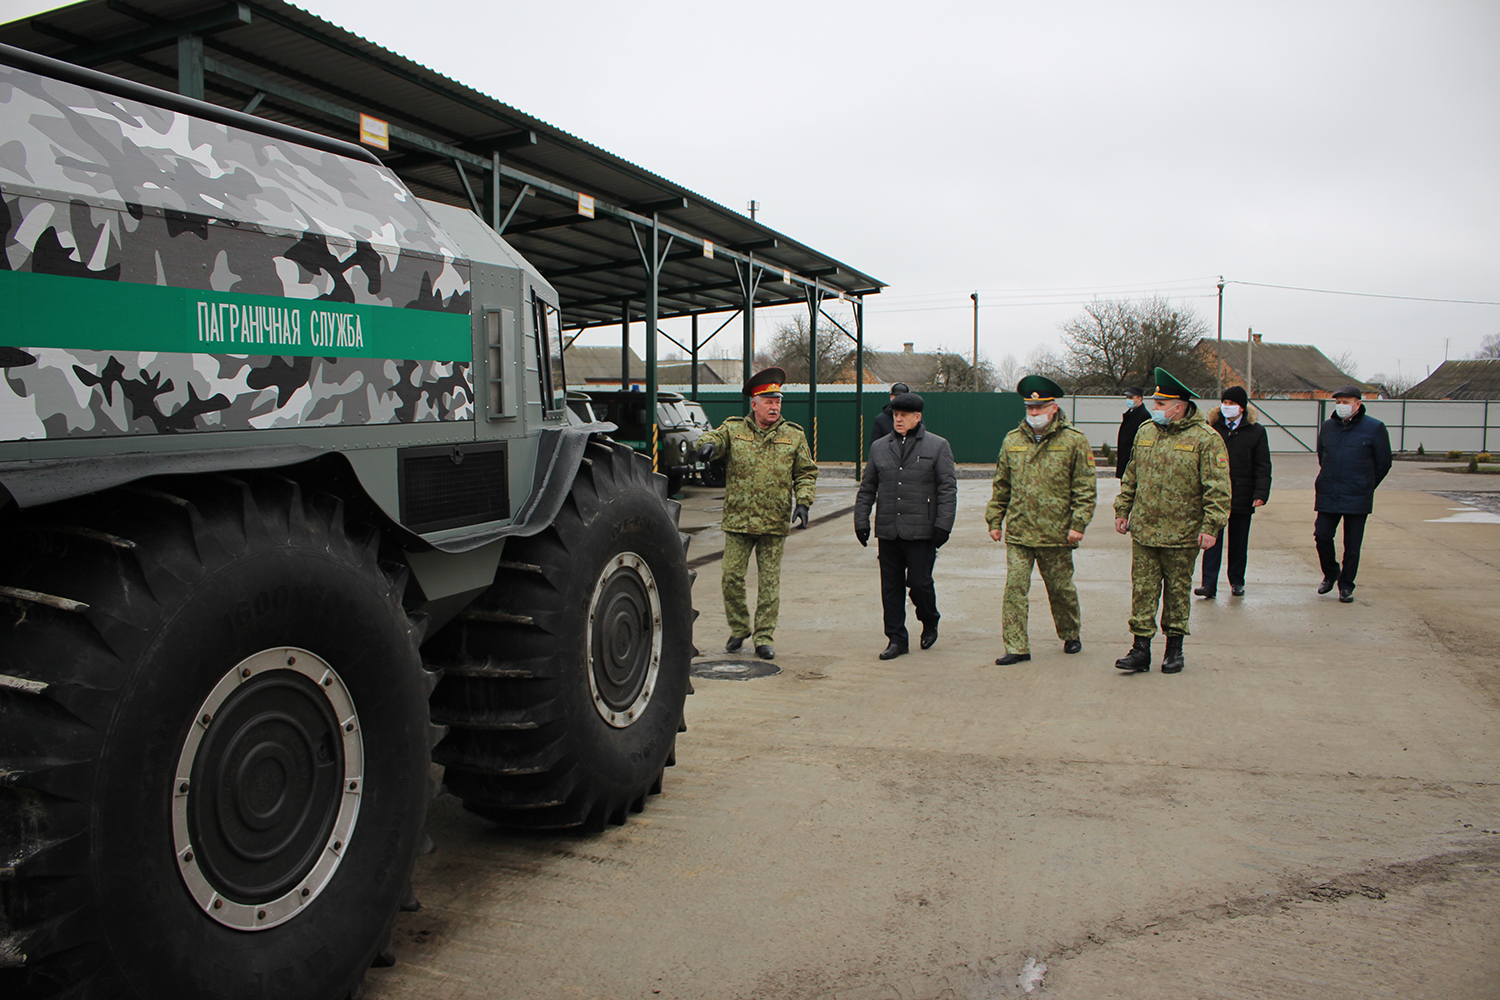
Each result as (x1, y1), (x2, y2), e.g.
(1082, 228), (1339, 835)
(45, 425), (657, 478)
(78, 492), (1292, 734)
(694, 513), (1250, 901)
(1196, 339), (1371, 395)
(0, 0), (884, 331)
(863, 350), (940, 388)
(563, 345), (644, 383)
(1408, 359), (1500, 400)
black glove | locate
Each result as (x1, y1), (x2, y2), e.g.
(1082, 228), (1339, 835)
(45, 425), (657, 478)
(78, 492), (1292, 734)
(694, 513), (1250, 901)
(791, 504), (809, 530)
(695, 442), (716, 462)
(933, 526), (951, 548)
(855, 525), (870, 547)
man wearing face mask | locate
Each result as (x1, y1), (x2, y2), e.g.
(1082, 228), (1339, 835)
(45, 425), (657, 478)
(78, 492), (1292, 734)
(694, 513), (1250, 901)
(1195, 384), (1272, 598)
(855, 393), (958, 659)
(696, 367), (819, 660)
(1313, 385), (1391, 603)
(985, 376), (1097, 665)
(1113, 369), (1231, 674)
(1116, 387), (1149, 478)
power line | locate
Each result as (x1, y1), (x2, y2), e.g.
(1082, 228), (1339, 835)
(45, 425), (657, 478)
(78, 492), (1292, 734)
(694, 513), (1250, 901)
(1227, 280), (1500, 307)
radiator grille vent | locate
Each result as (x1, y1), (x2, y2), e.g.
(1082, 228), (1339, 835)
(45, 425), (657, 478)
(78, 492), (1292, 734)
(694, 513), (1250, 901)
(400, 443), (509, 533)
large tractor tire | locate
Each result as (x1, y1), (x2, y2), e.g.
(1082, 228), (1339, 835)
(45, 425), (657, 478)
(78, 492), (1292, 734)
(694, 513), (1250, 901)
(427, 439), (694, 830)
(0, 474), (438, 1000)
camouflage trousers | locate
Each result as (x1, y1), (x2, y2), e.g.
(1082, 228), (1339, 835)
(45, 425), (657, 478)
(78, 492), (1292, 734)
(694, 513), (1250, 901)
(1129, 542), (1200, 637)
(1003, 544), (1080, 654)
(722, 531), (787, 646)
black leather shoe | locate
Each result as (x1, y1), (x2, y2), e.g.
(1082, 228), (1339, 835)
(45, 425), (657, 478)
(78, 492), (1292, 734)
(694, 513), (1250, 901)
(726, 635), (746, 652)
(879, 642), (908, 660)
(1161, 635), (1185, 673)
(1338, 586), (1354, 603)
(1230, 584), (1245, 596)
(1115, 636), (1151, 672)
(755, 644), (775, 660)
(1318, 577), (1336, 595)
(1063, 639), (1082, 654)
(919, 626), (938, 650)
(994, 652), (1031, 665)
(1193, 586), (1216, 598)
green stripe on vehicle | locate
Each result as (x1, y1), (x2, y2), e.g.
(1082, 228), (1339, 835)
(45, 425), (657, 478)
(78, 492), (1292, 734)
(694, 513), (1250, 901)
(2, 270), (471, 360)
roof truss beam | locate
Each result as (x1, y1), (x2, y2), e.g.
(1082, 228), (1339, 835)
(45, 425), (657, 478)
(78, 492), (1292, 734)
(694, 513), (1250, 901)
(54, 2), (250, 67)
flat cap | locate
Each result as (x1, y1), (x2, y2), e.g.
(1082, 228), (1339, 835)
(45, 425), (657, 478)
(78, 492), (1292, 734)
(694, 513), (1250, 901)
(890, 392), (924, 413)
(1124, 386), (1145, 397)
(1331, 384), (1363, 399)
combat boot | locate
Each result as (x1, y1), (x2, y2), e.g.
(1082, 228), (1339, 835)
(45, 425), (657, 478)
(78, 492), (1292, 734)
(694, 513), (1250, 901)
(1114, 636), (1151, 673)
(1161, 635), (1185, 673)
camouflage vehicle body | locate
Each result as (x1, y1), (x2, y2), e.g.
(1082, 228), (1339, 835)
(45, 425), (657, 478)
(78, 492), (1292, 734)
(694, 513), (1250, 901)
(0, 46), (693, 1000)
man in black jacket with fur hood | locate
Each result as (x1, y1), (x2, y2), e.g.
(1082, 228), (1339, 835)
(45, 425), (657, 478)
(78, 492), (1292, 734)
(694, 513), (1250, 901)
(1195, 384), (1272, 598)
(854, 393), (958, 659)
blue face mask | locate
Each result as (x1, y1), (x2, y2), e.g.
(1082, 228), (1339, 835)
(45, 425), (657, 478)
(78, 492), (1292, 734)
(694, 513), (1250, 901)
(1150, 407), (1172, 426)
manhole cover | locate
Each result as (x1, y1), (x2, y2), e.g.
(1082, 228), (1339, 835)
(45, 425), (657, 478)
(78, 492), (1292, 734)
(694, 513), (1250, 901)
(690, 658), (781, 680)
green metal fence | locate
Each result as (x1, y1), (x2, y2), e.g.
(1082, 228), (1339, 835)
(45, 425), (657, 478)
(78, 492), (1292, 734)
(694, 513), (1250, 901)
(690, 391), (1026, 464)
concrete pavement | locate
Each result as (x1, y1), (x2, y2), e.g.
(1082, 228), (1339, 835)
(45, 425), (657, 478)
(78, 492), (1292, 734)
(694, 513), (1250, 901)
(367, 454), (1499, 1000)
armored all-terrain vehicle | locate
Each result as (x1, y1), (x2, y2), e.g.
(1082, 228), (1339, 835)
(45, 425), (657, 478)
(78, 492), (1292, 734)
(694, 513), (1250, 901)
(0, 45), (694, 1000)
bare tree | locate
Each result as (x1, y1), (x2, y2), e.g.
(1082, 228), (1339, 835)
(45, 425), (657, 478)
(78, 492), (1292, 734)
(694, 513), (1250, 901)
(1471, 332), (1500, 359)
(1369, 371), (1420, 399)
(991, 352), (1023, 392)
(1328, 349), (1360, 379)
(1059, 296), (1213, 393)
(762, 315), (854, 383)
(919, 347), (998, 392)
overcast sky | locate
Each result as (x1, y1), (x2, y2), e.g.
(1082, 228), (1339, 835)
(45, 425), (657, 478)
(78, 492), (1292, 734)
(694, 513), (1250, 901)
(7, 0), (1497, 385)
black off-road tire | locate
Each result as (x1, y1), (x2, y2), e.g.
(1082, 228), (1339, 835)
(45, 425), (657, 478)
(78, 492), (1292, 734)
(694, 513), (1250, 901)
(0, 474), (438, 1000)
(427, 439), (694, 830)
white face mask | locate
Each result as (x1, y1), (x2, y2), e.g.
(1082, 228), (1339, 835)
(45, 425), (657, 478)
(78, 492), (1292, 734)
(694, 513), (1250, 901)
(1333, 402), (1355, 419)
(1026, 411), (1052, 429)
(1220, 404), (1241, 420)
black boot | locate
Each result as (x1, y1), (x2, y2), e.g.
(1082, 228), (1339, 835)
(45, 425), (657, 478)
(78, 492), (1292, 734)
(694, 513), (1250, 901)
(1161, 635), (1185, 673)
(1115, 636), (1152, 672)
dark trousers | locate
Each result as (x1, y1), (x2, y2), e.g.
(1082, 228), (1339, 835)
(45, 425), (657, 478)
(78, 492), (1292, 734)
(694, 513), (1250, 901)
(877, 538), (938, 644)
(1314, 512), (1368, 590)
(1200, 511), (1254, 590)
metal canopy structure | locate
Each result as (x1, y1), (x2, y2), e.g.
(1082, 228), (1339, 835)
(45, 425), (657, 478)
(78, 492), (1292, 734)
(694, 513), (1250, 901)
(2, 0), (886, 465)
(0, 1), (883, 325)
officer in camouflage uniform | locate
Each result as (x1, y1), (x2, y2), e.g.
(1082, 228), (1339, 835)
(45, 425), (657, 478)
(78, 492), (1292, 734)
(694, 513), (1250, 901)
(986, 375), (1097, 665)
(696, 367), (818, 660)
(1113, 368), (1231, 674)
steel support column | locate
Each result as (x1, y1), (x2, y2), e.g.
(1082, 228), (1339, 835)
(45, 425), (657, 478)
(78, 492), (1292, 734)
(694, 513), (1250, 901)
(177, 34), (203, 100)
(620, 299), (631, 388)
(735, 259), (764, 408)
(632, 217), (675, 475)
(854, 296), (865, 480)
(690, 314), (699, 401)
(805, 285), (825, 460)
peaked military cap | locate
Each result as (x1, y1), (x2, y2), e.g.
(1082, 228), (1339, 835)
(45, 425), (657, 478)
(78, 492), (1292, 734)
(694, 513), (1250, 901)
(744, 366), (786, 397)
(1016, 374), (1064, 403)
(1151, 367), (1196, 401)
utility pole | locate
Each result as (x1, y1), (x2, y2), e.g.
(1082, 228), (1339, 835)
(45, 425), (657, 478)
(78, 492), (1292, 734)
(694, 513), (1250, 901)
(1215, 277), (1225, 398)
(971, 292), (980, 392)
(1246, 327), (1254, 399)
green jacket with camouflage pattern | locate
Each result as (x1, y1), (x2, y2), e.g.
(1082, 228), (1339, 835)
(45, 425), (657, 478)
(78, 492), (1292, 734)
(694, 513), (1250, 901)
(1114, 407), (1232, 547)
(699, 415), (818, 536)
(985, 412), (1097, 546)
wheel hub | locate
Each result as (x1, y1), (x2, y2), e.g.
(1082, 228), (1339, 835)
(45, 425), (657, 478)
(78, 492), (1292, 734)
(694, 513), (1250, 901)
(172, 648), (363, 931)
(586, 552), (662, 727)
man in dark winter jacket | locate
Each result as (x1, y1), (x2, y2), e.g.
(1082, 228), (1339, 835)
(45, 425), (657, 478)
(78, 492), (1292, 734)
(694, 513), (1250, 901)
(1195, 385), (1272, 598)
(870, 382), (908, 442)
(854, 392), (958, 659)
(1314, 385), (1391, 603)
(1116, 386), (1149, 477)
